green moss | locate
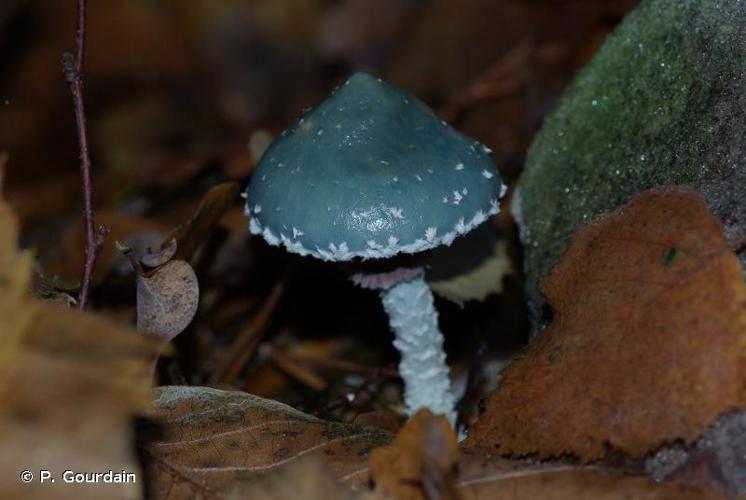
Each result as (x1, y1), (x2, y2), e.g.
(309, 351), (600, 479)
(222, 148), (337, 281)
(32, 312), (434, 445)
(517, 0), (746, 329)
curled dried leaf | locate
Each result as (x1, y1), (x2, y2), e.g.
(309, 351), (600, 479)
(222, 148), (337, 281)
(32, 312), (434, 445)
(136, 259), (199, 340)
(164, 181), (240, 262)
(140, 238), (177, 268)
(456, 451), (724, 499)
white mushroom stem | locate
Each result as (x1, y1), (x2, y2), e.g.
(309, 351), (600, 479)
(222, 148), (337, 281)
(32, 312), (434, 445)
(380, 274), (456, 424)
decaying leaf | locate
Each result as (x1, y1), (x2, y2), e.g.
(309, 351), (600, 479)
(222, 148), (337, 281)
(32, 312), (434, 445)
(467, 187), (746, 460)
(0, 306), (164, 500)
(0, 185), (163, 499)
(225, 457), (381, 500)
(0, 154), (31, 293)
(164, 181), (241, 262)
(140, 239), (178, 268)
(0, 154), (16, 269)
(369, 409), (460, 500)
(137, 259), (199, 340)
(645, 408), (746, 497)
(0, 158), (35, 375)
(140, 386), (391, 499)
(457, 451), (723, 500)
(0, 272), (33, 376)
(367, 412), (720, 500)
(0, 154), (174, 500)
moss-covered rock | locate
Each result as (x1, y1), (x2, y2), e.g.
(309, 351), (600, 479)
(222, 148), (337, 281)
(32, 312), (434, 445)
(515, 0), (746, 331)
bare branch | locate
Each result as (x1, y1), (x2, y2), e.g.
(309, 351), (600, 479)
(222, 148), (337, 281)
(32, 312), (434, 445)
(62, 0), (105, 310)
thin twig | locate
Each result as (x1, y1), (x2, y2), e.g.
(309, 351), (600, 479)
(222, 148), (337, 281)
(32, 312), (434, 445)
(210, 280), (286, 383)
(62, 0), (105, 310)
(267, 347), (327, 391)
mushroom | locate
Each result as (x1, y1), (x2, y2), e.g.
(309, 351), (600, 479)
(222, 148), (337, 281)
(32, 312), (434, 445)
(245, 72), (505, 423)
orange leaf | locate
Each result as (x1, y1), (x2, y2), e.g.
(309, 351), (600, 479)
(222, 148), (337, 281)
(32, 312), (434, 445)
(457, 451), (723, 499)
(467, 187), (746, 460)
(369, 409), (460, 500)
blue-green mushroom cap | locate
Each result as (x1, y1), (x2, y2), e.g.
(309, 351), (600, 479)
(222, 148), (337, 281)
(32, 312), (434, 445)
(245, 72), (505, 261)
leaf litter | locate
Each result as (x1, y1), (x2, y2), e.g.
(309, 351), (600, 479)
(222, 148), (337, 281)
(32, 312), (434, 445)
(140, 386), (392, 499)
(365, 407), (721, 499)
(467, 187), (746, 460)
(133, 182), (241, 341)
(0, 169), (164, 500)
(369, 409), (460, 500)
(3, 3), (743, 499)
(163, 181), (241, 263)
(137, 258), (199, 340)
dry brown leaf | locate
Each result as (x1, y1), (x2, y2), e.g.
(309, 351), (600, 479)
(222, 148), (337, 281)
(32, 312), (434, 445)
(467, 187), (746, 460)
(366, 410), (718, 500)
(369, 409), (460, 500)
(140, 386), (392, 499)
(140, 239), (178, 268)
(0, 281), (31, 377)
(225, 457), (383, 500)
(0, 168), (22, 278)
(0, 153), (18, 271)
(0, 157), (165, 500)
(0, 153), (31, 294)
(645, 409), (746, 496)
(0, 295), (163, 500)
(137, 259), (199, 340)
(0, 157), (34, 375)
(164, 181), (241, 262)
(457, 451), (723, 500)
(353, 411), (403, 435)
